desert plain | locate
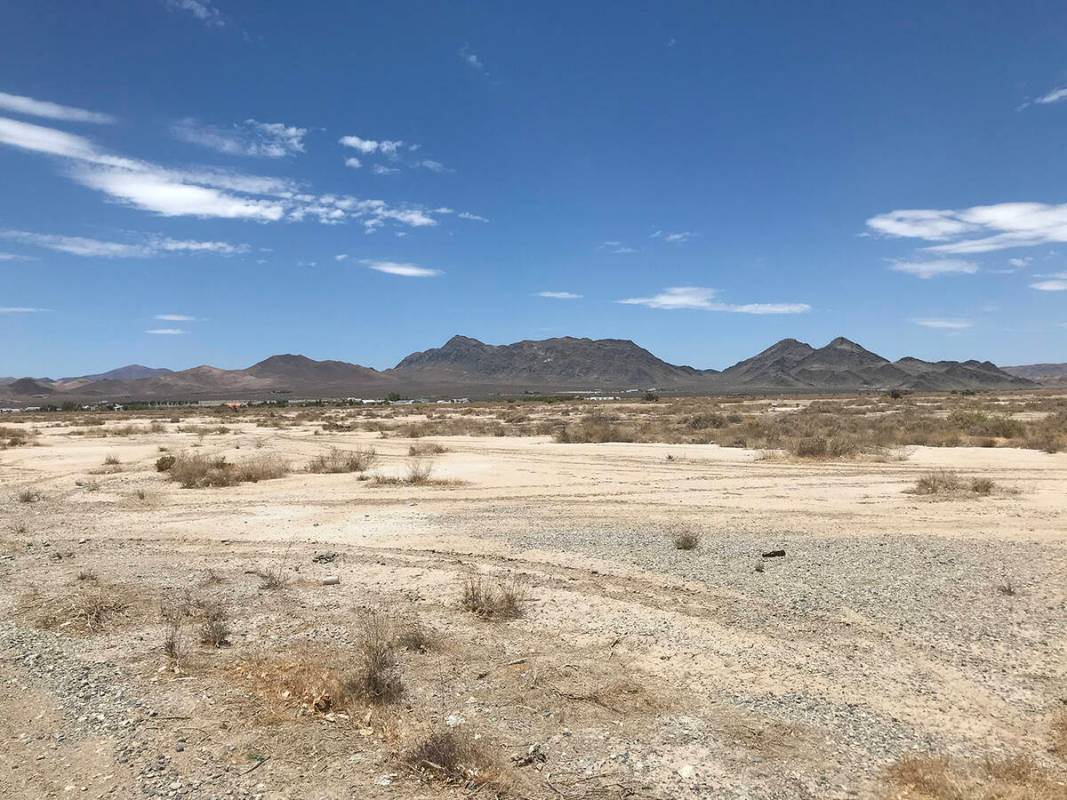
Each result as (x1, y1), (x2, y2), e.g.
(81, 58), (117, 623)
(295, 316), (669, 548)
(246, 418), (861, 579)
(1, 394), (1065, 800)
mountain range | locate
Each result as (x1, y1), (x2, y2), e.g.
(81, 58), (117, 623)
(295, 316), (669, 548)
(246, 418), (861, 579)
(0, 335), (1044, 403)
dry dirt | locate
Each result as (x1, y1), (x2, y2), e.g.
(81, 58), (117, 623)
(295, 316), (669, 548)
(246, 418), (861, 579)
(1, 408), (1066, 799)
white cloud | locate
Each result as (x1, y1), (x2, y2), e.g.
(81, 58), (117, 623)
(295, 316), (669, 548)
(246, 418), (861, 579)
(599, 240), (635, 254)
(372, 164), (399, 175)
(537, 291), (582, 300)
(0, 116), (447, 230)
(344, 157), (362, 169)
(339, 135), (404, 155)
(618, 286), (809, 314)
(459, 44), (484, 70)
(889, 258), (978, 279)
(913, 319), (973, 330)
(0, 91), (114, 124)
(0, 252), (21, 261)
(417, 159), (449, 173)
(172, 118), (307, 158)
(1031, 272), (1067, 291)
(457, 211), (489, 222)
(0, 306), (49, 314)
(334, 254), (349, 261)
(0, 229), (249, 258)
(166, 0), (224, 27)
(154, 314), (196, 321)
(362, 259), (442, 277)
(650, 230), (696, 243)
(1008, 257), (1031, 269)
(146, 328), (187, 335)
(868, 202), (1067, 254)
(1035, 87), (1067, 105)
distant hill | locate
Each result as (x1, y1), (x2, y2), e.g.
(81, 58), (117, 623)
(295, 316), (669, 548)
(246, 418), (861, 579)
(1003, 363), (1067, 385)
(390, 335), (712, 388)
(0, 334), (1037, 403)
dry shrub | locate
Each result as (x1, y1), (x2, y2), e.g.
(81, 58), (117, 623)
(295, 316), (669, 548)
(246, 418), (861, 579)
(911, 471), (1000, 497)
(306, 446), (376, 473)
(160, 596), (186, 662)
(403, 729), (506, 791)
(461, 576), (525, 620)
(787, 435), (859, 459)
(195, 598), (231, 647)
(912, 470), (962, 495)
(882, 753), (1066, 799)
(554, 413), (635, 444)
(16, 488), (43, 503)
(408, 442), (448, 456)
(155, 454), (176, 472)
(673, 531), (700, 550)
(0, 425), (35, 449)
(168, 452), (289, 488)
(103, 454), (120, 466)
(28, 585), (130, 633)
(371, 458), (460, 487)
(341, 610), (403, 704)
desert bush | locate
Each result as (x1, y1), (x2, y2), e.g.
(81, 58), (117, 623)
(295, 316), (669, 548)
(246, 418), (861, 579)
(160, 597), (186, 662)
(103, 454), (120, 466)
(403, 729), (504, 790)
(168, 453), (289, 488)
(461, 575), (525, 620)
(306, 446), (376, 473)
(30, 586), (129, 633)
(16, 488), (42, 503)
(555, 413), (635, 443)
(913, 470), (961, 495)
(339, 610), (403, 703)
(155, 454), (176, 472)
(0, 426), (35, 449)
(673, 531), (700, 550)
(195, 599), (231, 647)
(970, 477), (995, 495)
(408, 442), (447, 456)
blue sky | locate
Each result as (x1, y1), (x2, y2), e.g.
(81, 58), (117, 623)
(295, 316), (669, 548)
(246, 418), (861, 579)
(1, 1), (1065, 377)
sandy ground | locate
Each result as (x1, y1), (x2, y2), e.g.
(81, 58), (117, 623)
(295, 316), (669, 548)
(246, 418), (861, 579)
(1, 415), (1065, 799)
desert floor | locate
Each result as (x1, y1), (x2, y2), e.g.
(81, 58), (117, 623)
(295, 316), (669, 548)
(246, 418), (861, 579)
(1, 414), (1065, 799)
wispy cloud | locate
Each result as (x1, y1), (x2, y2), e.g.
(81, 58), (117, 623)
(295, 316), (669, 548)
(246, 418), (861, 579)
(1031, 272), (1067, 291)
(339, 135), (404, 155)
(146, 328), (187, 335)
(0, 229), (249, 258)
(537, 291), (582, 300)
(154, 314), (197, 321)
(457, 211), (489, 222)
(599, 240), (636, 254)
(913, 318), (973, 330)
(372, 164), (399, 175)
(173, 118), (307, 158)
(0, 91), (114, 125)
(0, 116), (448, 230)
(889, 258), (978, 279)
(459, 44), (484, 71)
(165, 0), (224, 27)
(362, 259), (442, 277)
(618, 286), (810, 314)
(868, 202), (1067, 254)
(0, 306), (50, 314)
(0, 252), (23, 261)
(650, 230), (696, 244)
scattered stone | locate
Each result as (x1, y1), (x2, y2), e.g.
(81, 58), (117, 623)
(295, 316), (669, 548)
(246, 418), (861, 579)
(322, 576), (340, 585)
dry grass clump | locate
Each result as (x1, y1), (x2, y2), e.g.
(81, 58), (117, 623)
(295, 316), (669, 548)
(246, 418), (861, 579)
(402, 729), (506, 791)
(408, 442), (448, 456)
(342, 610), (404, 704)
(195, 598), (232, 648)
(16, 488), (43, 503)
(177, 424), (230, 436)
(155, 454), (176, 472)
(554, 413), (635, 444)
(27, 585), (130, 633)
(910, 470), (1001, 497)
(1052, 711), (1067, 759)
(168, 452), (289, 488)
(103, 454), (120, 466)
(0, 425), (36, 449)
(305, 446), (376, 473)
(461, 576), (525, 621)
(371, 458), (463, 487)
(882, 753), (1067, 799)
(673, 531), (700, 550)
(786, 434), (860, 459)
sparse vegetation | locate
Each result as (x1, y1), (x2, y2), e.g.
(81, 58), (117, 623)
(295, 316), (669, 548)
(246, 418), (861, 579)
(403, 729), (505, 791)
(0, 425), (36, 449)
(155, 454), (176, 472)
(103, 454), (120, 466)
(882, 753), (1066, 800)
(673, 531), (700, 550)
(16, 488), (43, 503)
(911, 470), (1001, 497)
(461, 575), (525, 620)
(408, 442), (448, 456)
(168, 452), (289, 488)
(305, 446), (377, 473)
(195, 598), (231, 647)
